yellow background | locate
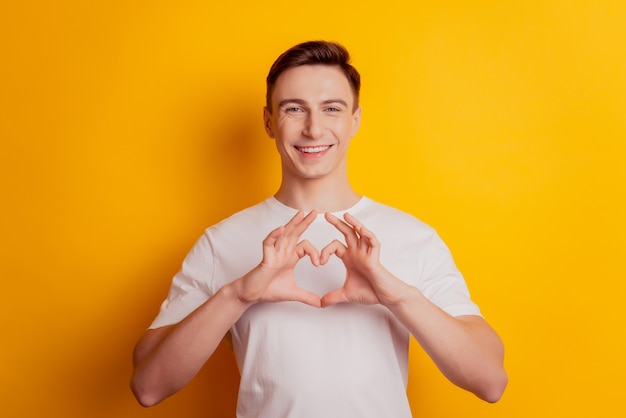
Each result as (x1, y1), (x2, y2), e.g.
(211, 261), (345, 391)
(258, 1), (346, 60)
(1, 1), (625, 417)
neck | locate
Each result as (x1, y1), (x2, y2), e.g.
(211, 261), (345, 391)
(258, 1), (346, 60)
(274, 175), (361, 213)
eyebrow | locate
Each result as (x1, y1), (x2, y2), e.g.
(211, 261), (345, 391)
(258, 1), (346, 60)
(278, 98), (349, 108)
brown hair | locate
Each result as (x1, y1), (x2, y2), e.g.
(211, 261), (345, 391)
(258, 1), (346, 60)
(265, 40), (361, 112)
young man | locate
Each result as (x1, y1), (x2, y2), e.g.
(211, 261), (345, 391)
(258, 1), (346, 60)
(131, 41), (507, 417)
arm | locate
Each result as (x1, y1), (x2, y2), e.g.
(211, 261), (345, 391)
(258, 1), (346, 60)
(131, 210), (321, 407)
(131, 283), (249, 407)
(385, 290), (507, 402)
(321, 212), (507, 402)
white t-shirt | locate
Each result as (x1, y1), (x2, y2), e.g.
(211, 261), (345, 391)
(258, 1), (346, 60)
(150, 197), (481, 418)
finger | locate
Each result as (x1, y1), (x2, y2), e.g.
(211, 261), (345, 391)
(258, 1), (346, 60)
(320, 239), (346, 264)
(283, 210), (305, 230)
(343, 213), (380, 251)
(343, 212), (362, 228)
(359, 226), (380, 253)
(263, 225), (285, 248)
(324, 212), (359, 247)
(296, 209), (317, 235)
(297, 239), (320, 266)
(321, 288), (348, 307)
(290, 289), (322, 308)
(286, 209), (317, 237)
(341, 212), (361, 248)
(273, 211), (307, 252)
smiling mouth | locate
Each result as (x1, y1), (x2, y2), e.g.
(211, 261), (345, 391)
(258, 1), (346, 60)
(295, 145), (332, 154)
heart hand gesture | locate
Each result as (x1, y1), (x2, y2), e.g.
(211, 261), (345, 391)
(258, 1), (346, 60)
(320, 212), (404, 308)
(234, 210), (321, 308)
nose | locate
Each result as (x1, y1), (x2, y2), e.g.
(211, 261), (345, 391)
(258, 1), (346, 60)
(303, 111), (323, 139)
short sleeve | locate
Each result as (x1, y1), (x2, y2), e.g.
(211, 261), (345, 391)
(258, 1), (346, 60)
(418, 232), (482, 317)
(149, 232), (214, 329)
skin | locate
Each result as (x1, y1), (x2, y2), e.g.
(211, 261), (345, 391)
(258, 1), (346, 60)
(131, 64), (507, 407)
(263, 65), (362, 212)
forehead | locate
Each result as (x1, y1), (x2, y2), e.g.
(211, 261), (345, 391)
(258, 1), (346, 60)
(272, 65), (354, 107)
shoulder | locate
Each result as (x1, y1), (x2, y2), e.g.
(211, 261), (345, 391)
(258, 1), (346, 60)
(357, 197), (437, 239)
(201, 197), (292, 244)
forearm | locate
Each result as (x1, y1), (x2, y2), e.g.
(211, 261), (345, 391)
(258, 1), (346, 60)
(131, 282), (250, 407)
(386, 285), (507, 402)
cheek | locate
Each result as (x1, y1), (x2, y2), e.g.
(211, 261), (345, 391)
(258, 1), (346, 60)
(276, 119), (303, 136)
(332, 120), (355, 137)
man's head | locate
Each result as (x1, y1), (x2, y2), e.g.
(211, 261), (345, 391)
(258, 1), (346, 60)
(262, 42), (362, 184)
(266, 41), (361, 113)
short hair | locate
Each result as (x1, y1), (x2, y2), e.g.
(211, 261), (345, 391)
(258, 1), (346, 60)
(265, 40), (361, 112)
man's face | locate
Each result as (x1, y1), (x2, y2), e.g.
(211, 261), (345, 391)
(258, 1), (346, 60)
(264, 65), (361, 182)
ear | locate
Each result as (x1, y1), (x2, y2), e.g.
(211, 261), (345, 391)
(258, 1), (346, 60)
(263, 107), (275, 138)
(351, 106), (362, 137)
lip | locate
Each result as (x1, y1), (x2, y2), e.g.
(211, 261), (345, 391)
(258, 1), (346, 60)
(294, 145), (333, 157)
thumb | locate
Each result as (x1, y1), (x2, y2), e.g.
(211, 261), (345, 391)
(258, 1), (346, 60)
(289, 289), (322, 308)
(321, 288), (348, 307)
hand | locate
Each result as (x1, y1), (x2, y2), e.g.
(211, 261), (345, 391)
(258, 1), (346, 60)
(320, 212), (404, 307)
(234, 210), (321, 308)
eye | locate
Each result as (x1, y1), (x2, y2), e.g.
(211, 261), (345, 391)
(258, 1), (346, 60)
(285, 107), (304, 113)
(324, 107), (342, 113)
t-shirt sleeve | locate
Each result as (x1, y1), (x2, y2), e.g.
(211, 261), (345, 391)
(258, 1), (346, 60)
(418, 231), (482, 317)
(148, 232), (214, 329)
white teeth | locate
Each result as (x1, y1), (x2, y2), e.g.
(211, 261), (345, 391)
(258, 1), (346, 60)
(296, 146), (330, 153)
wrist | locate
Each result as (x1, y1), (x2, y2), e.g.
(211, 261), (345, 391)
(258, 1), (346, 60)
(222, 277), (257, 309)
(379, 278), (419, 308)
(227, 263), (274, 307)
